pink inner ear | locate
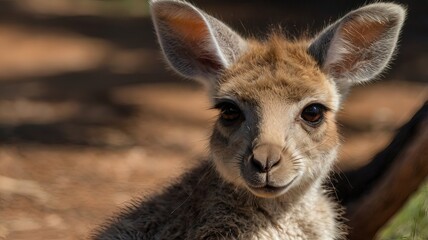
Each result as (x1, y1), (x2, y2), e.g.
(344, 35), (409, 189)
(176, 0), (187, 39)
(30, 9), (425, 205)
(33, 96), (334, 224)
(342, 18), (389, 48)
(156, 8), (225, 73)
(163, 14), (209, 43)
(330, 17), (391, 75)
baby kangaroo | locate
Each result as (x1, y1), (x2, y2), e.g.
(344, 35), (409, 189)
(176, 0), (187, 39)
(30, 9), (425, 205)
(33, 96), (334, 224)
(94, 1), (405, 239)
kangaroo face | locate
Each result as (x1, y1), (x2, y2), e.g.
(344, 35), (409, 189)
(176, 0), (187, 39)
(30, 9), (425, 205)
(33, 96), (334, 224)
(151, 0), (405, 198)
(211, 39), (340, 197)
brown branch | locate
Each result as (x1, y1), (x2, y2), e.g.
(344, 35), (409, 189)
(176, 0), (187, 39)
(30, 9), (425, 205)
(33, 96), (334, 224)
(331, 102), (428, 239)
(347, 119), (428, 239)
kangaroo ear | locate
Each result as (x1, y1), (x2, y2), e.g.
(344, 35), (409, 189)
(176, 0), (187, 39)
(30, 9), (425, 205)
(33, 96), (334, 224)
(150, 0), (247, 86)
(308, 3), (406, 93)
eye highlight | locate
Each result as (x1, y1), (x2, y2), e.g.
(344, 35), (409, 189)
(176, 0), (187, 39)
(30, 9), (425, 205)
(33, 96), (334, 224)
(214, 101), (244, 127)
(301, 103), (326, 126)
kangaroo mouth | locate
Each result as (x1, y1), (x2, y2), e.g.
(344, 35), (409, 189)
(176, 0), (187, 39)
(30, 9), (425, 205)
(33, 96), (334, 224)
(247, 177), (297, 198)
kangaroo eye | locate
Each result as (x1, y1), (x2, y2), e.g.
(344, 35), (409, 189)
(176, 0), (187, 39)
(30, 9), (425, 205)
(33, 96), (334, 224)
(301, 104), (326, 126)
(215, 102), (243, 126)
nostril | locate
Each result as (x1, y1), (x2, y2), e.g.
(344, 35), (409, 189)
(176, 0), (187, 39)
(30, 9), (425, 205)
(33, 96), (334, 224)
(250, 155), (267, 173)
(270, 158), (281, 169)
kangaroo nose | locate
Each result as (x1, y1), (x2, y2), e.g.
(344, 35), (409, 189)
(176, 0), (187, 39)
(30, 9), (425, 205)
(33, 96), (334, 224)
(250, 144), (282, 173)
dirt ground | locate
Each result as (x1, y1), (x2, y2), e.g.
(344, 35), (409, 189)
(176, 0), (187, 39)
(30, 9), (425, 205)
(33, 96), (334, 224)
(0, 1), (427, 239)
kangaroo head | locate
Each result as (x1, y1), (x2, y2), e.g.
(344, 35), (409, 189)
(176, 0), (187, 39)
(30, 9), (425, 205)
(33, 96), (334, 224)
(150, 0), (405, 198)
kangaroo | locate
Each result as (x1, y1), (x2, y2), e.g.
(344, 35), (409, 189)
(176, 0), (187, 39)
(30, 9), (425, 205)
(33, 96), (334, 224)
(93, 1), (405, 239)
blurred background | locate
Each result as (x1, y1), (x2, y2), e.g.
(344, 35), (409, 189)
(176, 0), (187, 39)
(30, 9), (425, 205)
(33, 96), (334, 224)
(0, 0), (426, 239)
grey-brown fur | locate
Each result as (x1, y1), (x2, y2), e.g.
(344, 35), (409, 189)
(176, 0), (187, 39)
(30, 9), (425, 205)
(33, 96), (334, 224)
(92, 1), (405, 239)
(94, 162), (342, 239)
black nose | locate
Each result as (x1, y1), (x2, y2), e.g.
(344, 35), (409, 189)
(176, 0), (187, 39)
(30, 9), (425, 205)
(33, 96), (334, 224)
(250, 144), (282, 173)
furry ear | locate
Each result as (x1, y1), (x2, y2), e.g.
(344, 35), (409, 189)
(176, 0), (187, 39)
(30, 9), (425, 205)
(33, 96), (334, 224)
(308, 3), (406, 93)
(150, 0), (247, 86)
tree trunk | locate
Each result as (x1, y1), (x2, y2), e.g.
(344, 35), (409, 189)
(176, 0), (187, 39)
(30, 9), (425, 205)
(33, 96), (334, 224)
(331, 102), (428, 239)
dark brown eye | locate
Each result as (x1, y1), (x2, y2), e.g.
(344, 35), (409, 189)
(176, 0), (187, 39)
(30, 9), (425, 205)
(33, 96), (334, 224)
(301, 103), (326, 126)
(215, 102), (243, 126)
